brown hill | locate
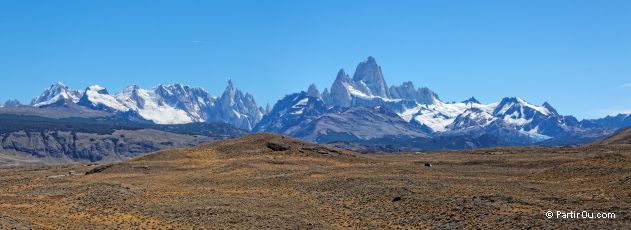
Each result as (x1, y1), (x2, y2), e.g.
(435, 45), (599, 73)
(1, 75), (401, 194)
(94, 132), (363, 175)
(130, 132), (358, 162)
(595, 126), (631, 145)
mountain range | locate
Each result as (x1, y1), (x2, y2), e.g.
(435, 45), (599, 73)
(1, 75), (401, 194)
(1, 56), (630, 155)
(23, 80), (264, 130)
(254, 57), (628, 150)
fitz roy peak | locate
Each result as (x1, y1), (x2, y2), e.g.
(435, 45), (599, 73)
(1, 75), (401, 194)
(352, 56), (390, 98)
(326, 58), (438, 111)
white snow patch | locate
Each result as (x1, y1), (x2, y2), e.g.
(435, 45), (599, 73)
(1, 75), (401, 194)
(33, 92), (70, 107)
(293, 98), (309, 107)
(402, 100), (499, 132)
(232, 110), (242, 119)
(496, 98), (550, 116)
(343, 82), (402, 102)
(503, 111), (532, 126)
(116, 87), (193, 124)
(519, 128), (552, 141)
(85, 85), (129, 111)
(288, 98), (309, 115)
(137, 107), (192, 124)
(398, 105), (423, 122)
(516, 98), (550, 115)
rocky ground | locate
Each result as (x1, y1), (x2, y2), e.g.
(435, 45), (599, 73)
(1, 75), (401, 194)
(0, 133), (629, 229)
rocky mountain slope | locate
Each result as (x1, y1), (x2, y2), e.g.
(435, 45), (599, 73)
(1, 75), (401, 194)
(254, 92), (429, 145)
(594, 126), (631, 145)
(0, 114), (246, 165)
(585, 114), (631, 130)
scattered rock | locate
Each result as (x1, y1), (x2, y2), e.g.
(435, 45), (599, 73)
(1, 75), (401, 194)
(267, 142), (289, 151)
(85, 164), (113, 175)
(424, 163), (432, 167)
(46, 174), (65, 179)
(132, 165), (151, 170)
(392, 196), (401, 202)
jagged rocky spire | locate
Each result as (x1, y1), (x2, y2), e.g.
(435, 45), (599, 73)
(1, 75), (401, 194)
(329, 69), (353, 107)
(306, 84), (321, 99)
(389, 81), (438, 105)
(352, 56), (389, 98)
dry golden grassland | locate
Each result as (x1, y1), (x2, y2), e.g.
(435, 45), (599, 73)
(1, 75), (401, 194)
(0, 133), (629, 229)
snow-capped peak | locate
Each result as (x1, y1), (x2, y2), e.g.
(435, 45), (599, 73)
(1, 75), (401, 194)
(494, 97), (551, 116)
(115, 84), (193, 124)
(86, 85), (107, 93)
(154, 83), (215, 122)
(78, 85), (129, 112)
(116, 84), (148, 109)
(396, 96), (558, 133)
(401, 99), (498, 132)
(31, 82), (83, 107)
(59, 81), (263, 129)
(120, 84), (141, 94)
(542, 102), (558, 115)
(462, 97), (481, 104)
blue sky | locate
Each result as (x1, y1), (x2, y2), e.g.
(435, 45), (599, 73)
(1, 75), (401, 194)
(0, 0), (629, 119)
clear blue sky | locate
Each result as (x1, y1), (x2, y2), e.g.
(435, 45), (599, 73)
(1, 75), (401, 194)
(0, 0), (629, 119)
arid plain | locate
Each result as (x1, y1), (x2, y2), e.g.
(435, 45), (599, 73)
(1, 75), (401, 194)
(0, 133), (629, 229)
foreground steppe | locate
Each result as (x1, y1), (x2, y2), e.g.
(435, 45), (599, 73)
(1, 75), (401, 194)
(0, 133), (630, 229)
